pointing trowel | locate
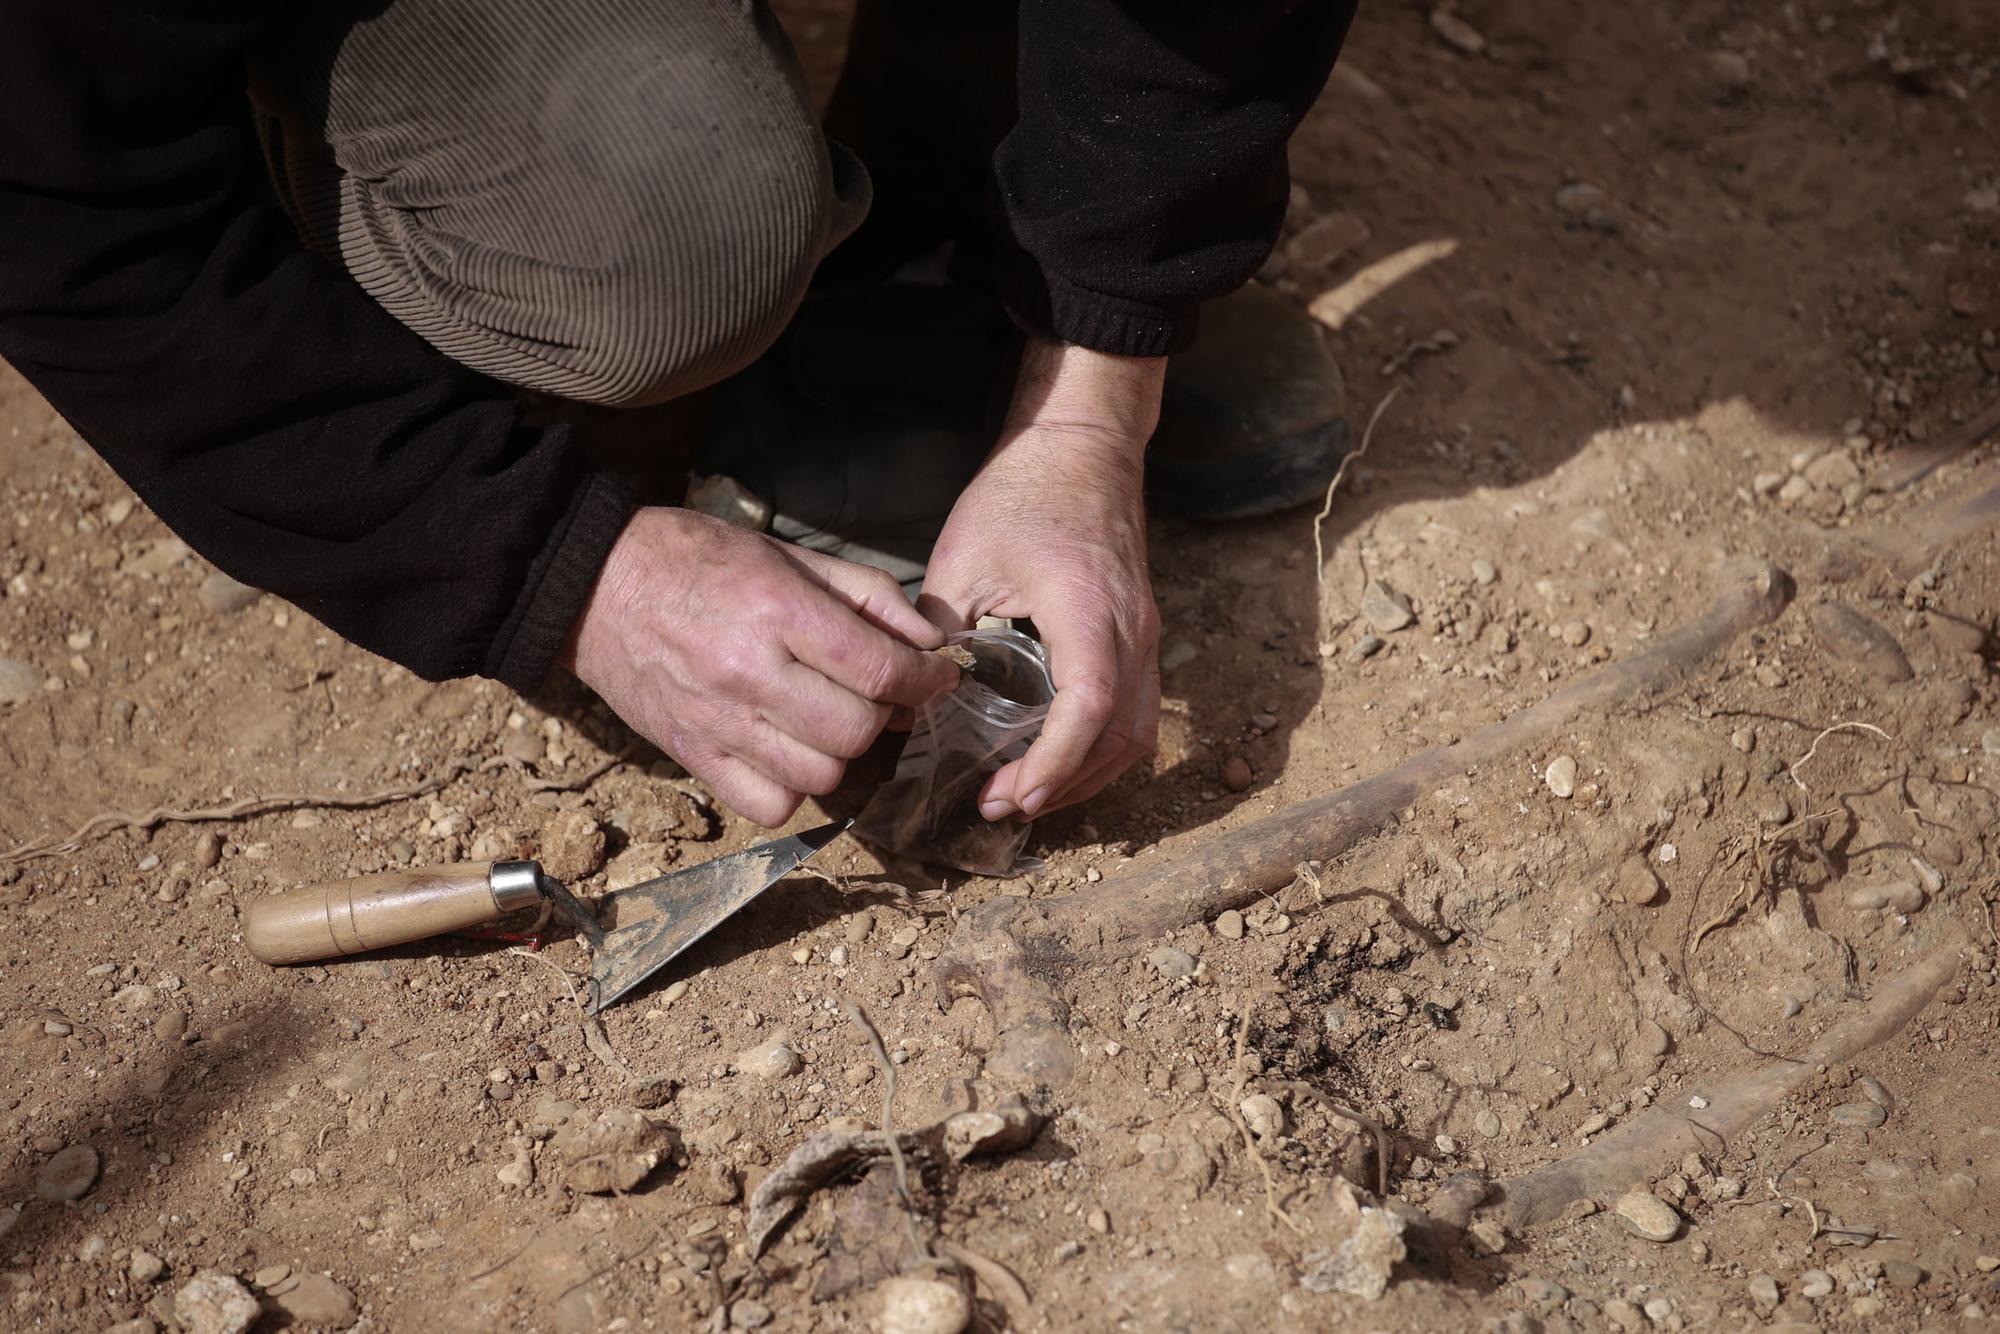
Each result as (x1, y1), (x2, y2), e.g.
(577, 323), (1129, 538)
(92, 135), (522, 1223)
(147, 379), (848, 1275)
(241, 821), (847, 1012)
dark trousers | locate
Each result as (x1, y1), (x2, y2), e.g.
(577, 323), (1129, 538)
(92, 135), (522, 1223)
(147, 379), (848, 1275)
(251, 0), (1016, 410)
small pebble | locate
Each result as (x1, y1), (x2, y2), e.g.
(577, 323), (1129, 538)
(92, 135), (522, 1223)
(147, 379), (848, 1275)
(1544, 755), (1578, 799)
(1642, 1296), (1673, 1323)
(1430, 7), (1486, 55)
(1214, 910), (1245, 940)
(1730, 727), (1756, 753)
(1748, 1274), (1780, 1309)
(1475, 1109), (1502, 1139)
(1360, 579), (1416, 633)
(737, 1035), (801, 1080)
(1086, 1209), (1111, 1234)
(175, 1272), (260, 1334)
(1238, 1093), (1285, 1139)
(1471, 558), (1498, 585)
(1799, 1268), (1835, 1298)
(1829, 1101), (1887, 1129)
(875, 1276), (970, 1334)
(1468, 1220), (1508, 1255)
(1147, 946), (1197, 980)
(730, 1299), (773, 1330)
(1222, 756), (1253, 792)
(34, 1144), (100, 1202)
(1560, 620), (1591, 647)
(1614, 1190), (1681, 1242)
(129, 1249), (166, 1284)
(1882, 1260), (1924, 1289)
(1348, 634), (1386, 662)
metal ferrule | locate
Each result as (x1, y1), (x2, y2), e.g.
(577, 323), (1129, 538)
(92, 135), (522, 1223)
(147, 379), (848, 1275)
(488, 860), (545, 912)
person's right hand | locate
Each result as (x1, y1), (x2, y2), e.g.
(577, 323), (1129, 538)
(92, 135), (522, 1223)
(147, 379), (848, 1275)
(562, 507), (959, 826)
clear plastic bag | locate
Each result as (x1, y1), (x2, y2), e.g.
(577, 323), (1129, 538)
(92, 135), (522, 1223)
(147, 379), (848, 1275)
(853, 627), (1054, 876)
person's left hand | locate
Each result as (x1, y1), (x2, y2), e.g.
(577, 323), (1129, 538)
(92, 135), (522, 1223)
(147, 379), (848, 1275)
(919, 340), (1164, 821)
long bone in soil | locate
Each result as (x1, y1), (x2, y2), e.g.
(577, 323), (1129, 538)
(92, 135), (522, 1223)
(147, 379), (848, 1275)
(936, 556), (1797, 1087)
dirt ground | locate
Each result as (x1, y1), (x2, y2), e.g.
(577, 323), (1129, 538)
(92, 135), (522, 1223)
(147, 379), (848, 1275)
(6, 1), (2000, 1331)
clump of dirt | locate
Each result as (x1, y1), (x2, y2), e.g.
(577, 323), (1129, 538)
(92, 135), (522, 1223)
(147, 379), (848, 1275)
(4, 1), (2000, 1330)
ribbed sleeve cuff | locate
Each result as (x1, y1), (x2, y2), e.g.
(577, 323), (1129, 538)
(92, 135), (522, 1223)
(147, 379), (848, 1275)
(482, 466), (636, 694)
(999, 251), (1200, 358)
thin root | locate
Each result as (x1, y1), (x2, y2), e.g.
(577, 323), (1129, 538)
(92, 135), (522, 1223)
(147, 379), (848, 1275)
(508, 947), (582, 1010)
(844, 1000), (930, 1260)
(1313, 386), (1402, 597)
(1219, 997), (1304, 1234)
(1787, 721), (1892, 793)
(0, 760), (480, 865)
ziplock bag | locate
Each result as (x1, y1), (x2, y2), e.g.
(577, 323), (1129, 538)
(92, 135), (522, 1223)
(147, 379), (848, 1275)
(853, 627), (1054, 876)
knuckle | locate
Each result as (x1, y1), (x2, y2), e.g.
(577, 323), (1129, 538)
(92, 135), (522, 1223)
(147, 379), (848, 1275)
(799, 754), (846, 796)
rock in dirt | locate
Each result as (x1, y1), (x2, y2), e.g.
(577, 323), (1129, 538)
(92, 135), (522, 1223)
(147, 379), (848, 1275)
(1808, 603), (1912, 683)
(0, 658), (41, 706)
(1798, 1268), (1834, 1298)
(1543, 754), (1577, 799)
(1882, 1260), (1924, 1289)
(1300, 1206), (1407, 1300)
(729, 1299), (773, 1330)
(875, 1276), (970, 1334)
(1239, 1094), (1286, 1139)
(552, 1107), (677, 1194)
(274, 1273), (357, 1327)
(1214, 910), (1245, 940)
(130, 1249), (166, 1284)
(1610, 860), (1662, 906)
(1829, 1101), (1887, 1129)
(497, 1150), (535, 1188)
(1748, 1273), (1780, 1308)
(943, 1097), (1040, 1162)
(197, 572), (261, 615)
(737, 1033), (802, 1080)
(1148, 946), (1197, 980)
(35, 1143), (100, 1201)
(1361, 580), (1415, 634)
(1848, 882), (1923, 913)
(1428, 8), (1485, 54)
(174, 1272), (260, 1334)
(538, 810), (606, 882)
(1614, 1190), (1681, 1242)
(1221, 755), (1253, 792)
(1348, 634), (1385, 662)
(103, 1320), (154, 1334)
(193, 829), (223, 870)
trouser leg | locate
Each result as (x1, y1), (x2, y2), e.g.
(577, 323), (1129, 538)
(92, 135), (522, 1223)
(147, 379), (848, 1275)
(250, 0), (870, 408)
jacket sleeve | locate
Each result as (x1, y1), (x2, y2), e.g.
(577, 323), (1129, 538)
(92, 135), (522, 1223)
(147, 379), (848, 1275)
(992, 0), (1357, 357)
(0, 0), (632, 692)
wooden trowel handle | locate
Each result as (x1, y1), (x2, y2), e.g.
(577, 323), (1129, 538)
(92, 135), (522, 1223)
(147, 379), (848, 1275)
(242, 861), (543, 964)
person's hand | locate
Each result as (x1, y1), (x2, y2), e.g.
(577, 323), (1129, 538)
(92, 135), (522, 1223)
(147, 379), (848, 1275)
(564, 507), (960, 826)
(920, 340), (1164, 821)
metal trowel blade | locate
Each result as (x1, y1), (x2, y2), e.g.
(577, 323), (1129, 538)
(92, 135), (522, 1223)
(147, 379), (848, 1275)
(583, 820), (847, 1013)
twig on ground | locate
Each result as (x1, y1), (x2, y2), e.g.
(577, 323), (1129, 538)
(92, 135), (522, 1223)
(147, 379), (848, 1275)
(1219, 997), (1304, 1234)
(1788, 721), (1892, 793)
(0, 760), (481, 865)
(844, 1000), (930, 1260)
(1313, 386), (1401, 597)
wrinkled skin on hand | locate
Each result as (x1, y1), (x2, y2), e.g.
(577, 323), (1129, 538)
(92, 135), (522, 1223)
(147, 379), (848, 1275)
(564, 507), (959, 827)
(919, 341), (1165, 820)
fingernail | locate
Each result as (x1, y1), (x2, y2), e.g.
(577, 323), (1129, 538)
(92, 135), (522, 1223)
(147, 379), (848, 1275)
(980, 798), (1017, 821)
(1019, 786), (1052, 817)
